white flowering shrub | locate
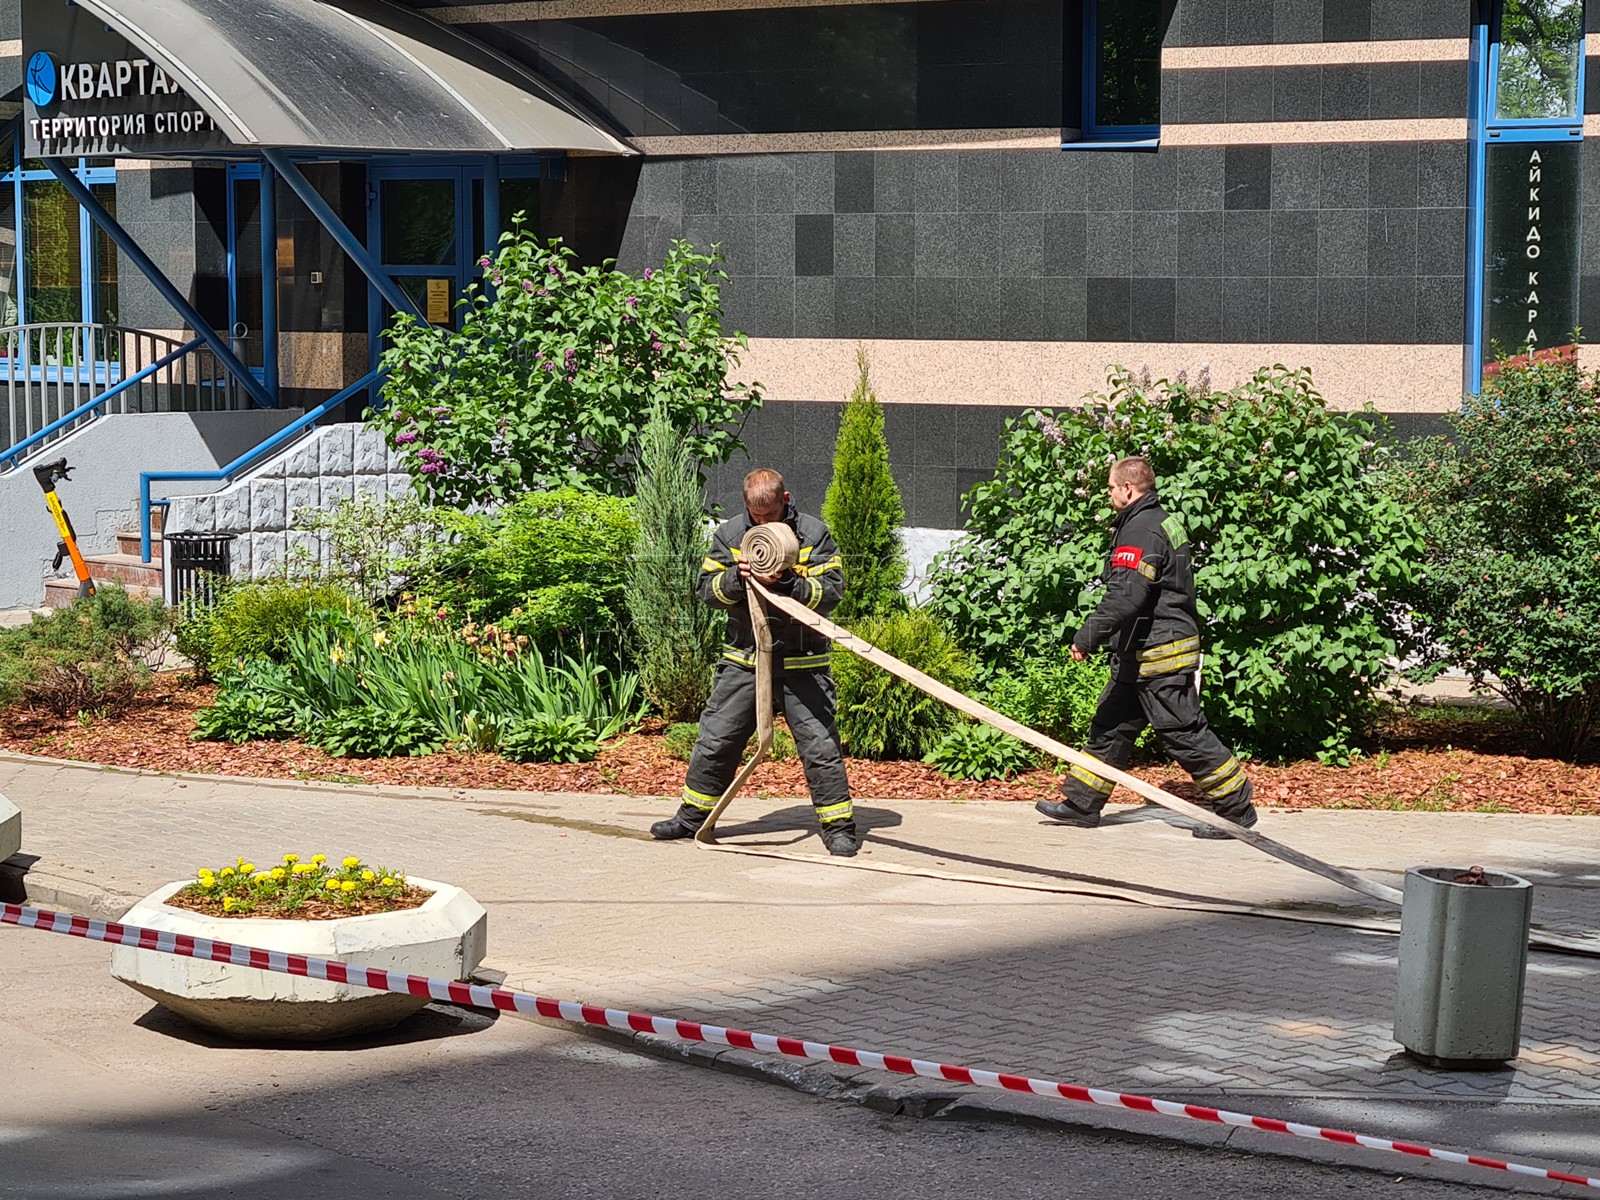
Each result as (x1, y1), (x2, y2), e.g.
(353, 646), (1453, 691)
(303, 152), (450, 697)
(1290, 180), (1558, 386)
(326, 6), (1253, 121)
(925, 366), (1422, 762)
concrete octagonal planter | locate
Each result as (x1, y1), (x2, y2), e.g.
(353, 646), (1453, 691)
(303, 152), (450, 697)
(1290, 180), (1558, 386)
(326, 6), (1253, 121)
(109, 878), (488, 1042)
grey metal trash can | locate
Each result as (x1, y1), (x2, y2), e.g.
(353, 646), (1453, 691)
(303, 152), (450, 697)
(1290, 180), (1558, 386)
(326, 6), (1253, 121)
(164, 531), (236, 608)
(1394, 866), (1532, 1068)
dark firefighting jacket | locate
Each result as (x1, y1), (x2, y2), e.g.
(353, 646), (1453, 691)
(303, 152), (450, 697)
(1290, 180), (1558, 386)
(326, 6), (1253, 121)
(1071, 491), (1201, 683)
(697, 500), (846, 670)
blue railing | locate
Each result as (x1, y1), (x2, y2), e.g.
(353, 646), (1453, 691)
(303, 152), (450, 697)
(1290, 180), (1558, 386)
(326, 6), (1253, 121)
(0, 337), (204, 471)
(140, 367), (385, 563)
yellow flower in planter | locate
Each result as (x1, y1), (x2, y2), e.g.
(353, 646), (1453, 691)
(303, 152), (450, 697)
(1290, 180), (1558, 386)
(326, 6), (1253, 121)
(270, 868), (287, 881)
(283, 854), (299, 865)
(223, 896), (237, 912)
(381, 877), (395, 887)
(341, 881), (357, 893)
(325, 879), (341, 891)
(240, 862), (256, 875)
(199, 877), (216, 890)
(361, 870), (375, 883)
(311, 854), (327, 866)
(219, 867), (235, 878)
(342, 857), (360, 869)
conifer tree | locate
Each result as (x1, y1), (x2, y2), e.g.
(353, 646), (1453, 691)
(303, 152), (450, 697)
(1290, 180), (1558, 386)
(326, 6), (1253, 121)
(626, 400), (724, 719)
(822, 348), (908, 623)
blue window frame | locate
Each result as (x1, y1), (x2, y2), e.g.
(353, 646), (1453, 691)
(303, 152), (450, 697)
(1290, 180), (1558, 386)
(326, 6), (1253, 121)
(364, 156), (559, 369)
(1466, 0), (1586, 393)
(1071, 0), (1162, 148)
(0, 136), (117, 329)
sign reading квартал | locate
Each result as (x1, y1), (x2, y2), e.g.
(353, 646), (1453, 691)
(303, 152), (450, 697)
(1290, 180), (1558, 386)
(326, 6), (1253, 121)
(22, 0), (231, 158)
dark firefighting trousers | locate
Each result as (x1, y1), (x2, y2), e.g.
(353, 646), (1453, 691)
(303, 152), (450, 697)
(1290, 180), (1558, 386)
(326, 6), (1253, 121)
(677, 661), (854, 830)
(1058, 669), (1253, 818)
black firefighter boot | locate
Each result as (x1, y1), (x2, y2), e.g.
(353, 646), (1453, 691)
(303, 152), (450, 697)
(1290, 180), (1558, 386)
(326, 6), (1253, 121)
(819, 821), (860, 857)
(651, 805), (709, 841)
(1192, 802), (1259, 840)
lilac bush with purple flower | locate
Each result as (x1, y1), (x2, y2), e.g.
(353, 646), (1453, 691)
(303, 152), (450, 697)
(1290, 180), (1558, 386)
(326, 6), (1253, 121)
(371, 225), (761, 508)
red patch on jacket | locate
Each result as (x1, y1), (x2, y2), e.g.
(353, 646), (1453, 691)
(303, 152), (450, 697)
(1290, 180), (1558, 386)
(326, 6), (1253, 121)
(1111, 545), (1144, 570)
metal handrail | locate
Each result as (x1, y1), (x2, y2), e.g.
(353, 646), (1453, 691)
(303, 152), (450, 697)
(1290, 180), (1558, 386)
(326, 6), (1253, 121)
(0, 323), (253, 463)
(140, 367), (386, 563)
(0, 338), (204, 470)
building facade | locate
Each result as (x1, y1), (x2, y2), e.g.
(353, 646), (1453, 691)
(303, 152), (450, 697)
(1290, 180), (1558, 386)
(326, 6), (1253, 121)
(0, 0), (1593, 539)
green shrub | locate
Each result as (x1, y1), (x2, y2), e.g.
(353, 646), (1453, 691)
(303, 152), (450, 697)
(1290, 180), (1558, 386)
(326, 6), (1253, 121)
(422, 488), (636, 657)
(371, 230), (761, 507)
(1387, 354), (1600, 758)
(307, 707), (442, 759)
(500, 713), (600, 763)
(194, 663), (297, 744)
(626, 399), (725, 720)
(925, 721), (1037, 781)
(261, 610), (643, 754)
(822, 348), (908, 622)
(174, 586), (225, 681)
(833, 610), (973, 760)
(980, 650), (1110, 746)
(208, 579), (361, 667)
(0, 586), (171, 716)
(663, 721), (700, 761)
(291, 494), (455, 605)
(927, 366), (1421, 762)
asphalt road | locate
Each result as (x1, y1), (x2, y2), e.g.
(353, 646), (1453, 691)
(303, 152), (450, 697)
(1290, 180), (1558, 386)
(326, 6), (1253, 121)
(1, 928), (1535, 1199)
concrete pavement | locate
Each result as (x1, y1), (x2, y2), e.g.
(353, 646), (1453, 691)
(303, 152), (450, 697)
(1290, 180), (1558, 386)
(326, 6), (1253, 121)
(2, 750), (1599, 1189)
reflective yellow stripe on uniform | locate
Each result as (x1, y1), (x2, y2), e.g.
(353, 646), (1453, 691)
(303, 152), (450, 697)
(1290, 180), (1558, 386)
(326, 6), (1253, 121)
(682, 786), (720, 812)
(1136, 636), (1200, 662)
(722, 644), (757, 667)
(1068, 762), (1116, 795)
(1196, 756), (1248, 798)
(701, 556), (725, 573)
(1139, 652), (1199, 677)
(783, 653), (832, 670)
(815, 800), (854, 824)
(710, 572), (735, 605)
(804, 575), (823, 609)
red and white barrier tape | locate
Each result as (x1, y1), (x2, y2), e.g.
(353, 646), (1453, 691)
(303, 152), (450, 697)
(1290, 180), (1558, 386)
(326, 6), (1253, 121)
(4, 901), (1594, 1190)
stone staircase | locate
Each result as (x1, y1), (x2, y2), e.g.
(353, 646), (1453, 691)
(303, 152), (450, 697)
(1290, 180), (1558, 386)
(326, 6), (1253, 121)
(43, 511), (164, 608)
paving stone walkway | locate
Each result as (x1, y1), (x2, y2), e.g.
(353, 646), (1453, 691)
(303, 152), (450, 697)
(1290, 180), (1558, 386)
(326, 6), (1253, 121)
(3, 751), (1598, 1122)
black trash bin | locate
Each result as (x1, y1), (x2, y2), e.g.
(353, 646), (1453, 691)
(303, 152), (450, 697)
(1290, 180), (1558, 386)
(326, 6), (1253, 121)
(164, 531), (237, 608)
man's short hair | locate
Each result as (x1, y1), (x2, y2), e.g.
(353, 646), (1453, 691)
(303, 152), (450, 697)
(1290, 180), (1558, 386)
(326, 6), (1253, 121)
(1111, 456), (1156, 493)
(744, 468), (786, 510)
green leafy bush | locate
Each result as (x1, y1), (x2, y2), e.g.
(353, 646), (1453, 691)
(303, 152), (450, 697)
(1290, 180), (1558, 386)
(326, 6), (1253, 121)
(822, 348), (908, 622)
(291, 494), (456, 605)
(927, 366), (1421, 761)
(422, 488), (636, 657)
(925, 721), (1037, 781)
(1387, 354), (1600, 758)
(833, 610), (973, 760)
(193, 663), (297, 744)
(663, 721), (700, 761)
(370, 230), (761, 507)
(259, 610), (643, 754)
(307, 707), (441, 759)
(207, 579), (361, 667)
(500, 713), (600, 763)
(174, 587), (225, 681)
(0, 586), (171, 716)
(980, 650), (1111, 746)
(626, 399), (725, 720)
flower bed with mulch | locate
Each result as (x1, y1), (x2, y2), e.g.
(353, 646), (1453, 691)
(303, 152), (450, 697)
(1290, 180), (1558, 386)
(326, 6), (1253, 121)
(3, 677), (1597, 816)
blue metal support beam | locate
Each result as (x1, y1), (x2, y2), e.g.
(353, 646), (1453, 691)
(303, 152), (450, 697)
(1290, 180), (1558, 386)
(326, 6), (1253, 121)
(43, 158), (277, 411)
(262, 149), (425, 322)
(484, 154), (501, 262)
(261, 160), (280, 400)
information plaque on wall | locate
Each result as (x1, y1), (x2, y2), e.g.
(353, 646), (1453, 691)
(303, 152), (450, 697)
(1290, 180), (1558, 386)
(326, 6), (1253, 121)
(1482, 140), (1581, 364)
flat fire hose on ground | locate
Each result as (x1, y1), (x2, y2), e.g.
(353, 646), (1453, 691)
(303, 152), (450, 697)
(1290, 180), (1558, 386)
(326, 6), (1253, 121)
(692, 525), (1600, 958)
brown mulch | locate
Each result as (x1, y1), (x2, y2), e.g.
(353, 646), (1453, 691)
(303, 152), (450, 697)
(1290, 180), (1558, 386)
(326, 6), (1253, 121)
(3, 676), (1598, 816)
(164, 884), (433, 922)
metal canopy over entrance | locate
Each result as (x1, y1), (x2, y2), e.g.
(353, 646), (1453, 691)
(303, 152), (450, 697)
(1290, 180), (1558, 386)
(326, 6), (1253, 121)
(28, 0), (632, 156)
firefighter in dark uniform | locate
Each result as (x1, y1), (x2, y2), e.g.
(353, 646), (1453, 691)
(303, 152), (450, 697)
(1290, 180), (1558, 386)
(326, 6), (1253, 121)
(650, 468), (858, 856)
(1036, 456), (1258, 838)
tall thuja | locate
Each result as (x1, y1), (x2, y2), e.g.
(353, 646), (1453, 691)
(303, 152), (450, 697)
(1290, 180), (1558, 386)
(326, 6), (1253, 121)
(822, 349), (908, 622)
(625, 400), (725, 720)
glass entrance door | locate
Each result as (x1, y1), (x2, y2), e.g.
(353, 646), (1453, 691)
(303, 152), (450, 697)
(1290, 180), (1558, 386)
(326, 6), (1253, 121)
(227, 165), (266, 376)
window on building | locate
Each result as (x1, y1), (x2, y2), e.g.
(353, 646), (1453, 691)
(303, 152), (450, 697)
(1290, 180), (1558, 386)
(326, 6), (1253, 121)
(0, 138), (118, 329)
(1492, 0), (1585, 122)
(1081, 0), (1163, 141)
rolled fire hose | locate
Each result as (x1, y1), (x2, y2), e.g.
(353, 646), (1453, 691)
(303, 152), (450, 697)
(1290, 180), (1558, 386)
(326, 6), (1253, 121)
(689, 524), (1600, 956)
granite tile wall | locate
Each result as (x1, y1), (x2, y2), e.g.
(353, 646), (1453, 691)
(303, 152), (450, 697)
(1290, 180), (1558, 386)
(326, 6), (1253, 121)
(615, 144), (1471, 349)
